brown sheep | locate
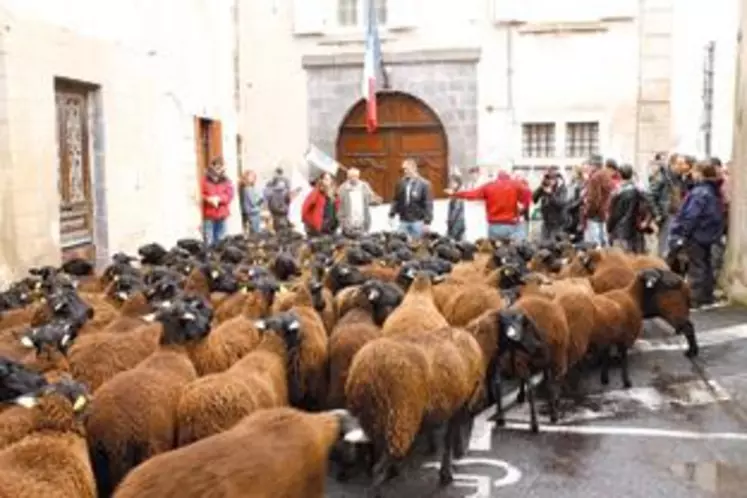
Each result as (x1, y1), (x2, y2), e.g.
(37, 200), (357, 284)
(113, 407), (364, 498)
(326, 280), (402, 409)
(551, 287), (596, 396)
(441, 281), (505, 327)
(382, 271), (448, 336)
(492, 296), (570, 433)
(86, 297), (213, 497)
(175, 312), (298, 446)
(0, 379), (95, 498)
(185, 312), (263, 377)
(345, 326), (486, 495)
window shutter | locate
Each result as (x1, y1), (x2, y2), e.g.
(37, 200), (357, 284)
(293, 0), (327, 35)
(387, 0), (418, 30)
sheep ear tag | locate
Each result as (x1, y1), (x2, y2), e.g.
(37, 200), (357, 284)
(254, 320), (267, 331)
(288, 320), (300, 331)
(210, 270), (220, 279)
(344, 427), (370, 444)
(645, 279), (657, 289)
(60, 334), (71, 348)
(367, 289), (380, 301)
(14, 395), (38, 409)
(117, 291), (129, 301)
(73, 395), (87, 412)
(20, 336), (35, 348)
(278, 285), (289, 296)
(506, 325), (521, 341)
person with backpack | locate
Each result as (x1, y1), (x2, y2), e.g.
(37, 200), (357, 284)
(263, 167), (300, 232)
(668, 161), (725, 309)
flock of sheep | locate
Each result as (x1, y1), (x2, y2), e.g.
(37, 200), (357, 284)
(0, 230), (695, 498)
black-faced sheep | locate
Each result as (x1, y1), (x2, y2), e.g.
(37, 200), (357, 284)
(85, 297), (213, 497)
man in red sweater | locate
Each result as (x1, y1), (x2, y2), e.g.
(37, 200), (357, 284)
(446, 170), (524, 241)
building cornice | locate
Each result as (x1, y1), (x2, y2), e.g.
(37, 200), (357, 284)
(302, 48), (481, 69)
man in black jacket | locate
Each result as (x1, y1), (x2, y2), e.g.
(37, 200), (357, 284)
(388, 158), (433, 238)
(533, 167), (567, 241)
(607, 164), (647, 253)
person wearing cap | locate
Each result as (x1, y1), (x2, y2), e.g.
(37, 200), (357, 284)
(606, 164), (652, 253)
(201, 157), (234, 246)
(582, 154), (614, 246)
(532, 166), (567, 241)
(302, 172), (340, 237)
(668, 161), (725, 309)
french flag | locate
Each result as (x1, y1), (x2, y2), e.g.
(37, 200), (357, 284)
(361, 0), (384, 134)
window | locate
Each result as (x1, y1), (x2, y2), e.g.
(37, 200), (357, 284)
(337, 0), (387, 27)
(521, 123), (556, 158)
(565, 122), (599, 158)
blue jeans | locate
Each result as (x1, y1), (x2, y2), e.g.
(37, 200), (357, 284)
(399, 221), (424, 238)
(515, 220), (528, 241)
(245, 212), (261, 234)
(585, 220), (608, 246)
(203, 219), (227, 246)
(488, 223), (519, 241)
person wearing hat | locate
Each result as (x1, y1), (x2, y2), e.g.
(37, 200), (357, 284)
(201, 157), (234, 246)
(668, 161), (725, 309)
(532, 166), (567, 241)
(302, 171), (340, 237)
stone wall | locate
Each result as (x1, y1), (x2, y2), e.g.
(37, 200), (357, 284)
(303, 49), (480, 170)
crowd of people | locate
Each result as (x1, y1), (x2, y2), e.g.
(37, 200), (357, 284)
(199, 152), (730, 310)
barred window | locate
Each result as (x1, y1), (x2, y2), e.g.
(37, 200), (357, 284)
(521, 123), (556, 158)
(565, 122), (600, 158)
(337, 0), (387, 27)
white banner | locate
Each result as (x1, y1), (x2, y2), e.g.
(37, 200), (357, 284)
(304, 144), (341, 177)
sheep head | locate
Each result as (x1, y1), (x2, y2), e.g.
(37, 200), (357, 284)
(665, 238), (689, 277)
(496, 309), (545, 357)
(47, 289), (94, 328)
(327, 263), (366, 294)
(21, 320), (77, 357)
(155, 295), (213, 346)
(106, 274), (145, 304)
(13, 378), (91, 433)
(497, 264), (525, 290)
(637, 267), (692, 329)
(357, 280), (404, 326)
(254, 311), (301, 351)
(0, 357), (48, 403)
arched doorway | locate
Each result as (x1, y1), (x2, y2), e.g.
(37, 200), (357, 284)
(335, 92), (448, 202)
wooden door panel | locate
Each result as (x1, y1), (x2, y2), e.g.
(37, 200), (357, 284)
(336, 92), (448, 202)
(55, 84), (94, 259)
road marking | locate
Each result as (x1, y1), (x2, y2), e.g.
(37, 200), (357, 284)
(500, 422), (747, 441)
(506, 378), (731, 425)
(634, 323), (747, 353)
(468, 373), (543, 451)
(422, 458), (522, 497)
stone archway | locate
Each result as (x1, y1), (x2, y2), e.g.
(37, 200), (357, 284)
(335, 92), (449, 202)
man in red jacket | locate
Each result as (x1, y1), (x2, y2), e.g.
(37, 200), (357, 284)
(446, 170), (523, 241)
(201, 157), (235, 246)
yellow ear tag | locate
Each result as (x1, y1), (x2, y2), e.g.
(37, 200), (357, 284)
(241, 287), (248, 294)
(73, 395), (87, 412)
(278, 285), (289, 295)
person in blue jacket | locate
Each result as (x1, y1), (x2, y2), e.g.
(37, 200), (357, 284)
(668, 161), (725, 308)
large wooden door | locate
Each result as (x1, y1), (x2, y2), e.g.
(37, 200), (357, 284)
(55, 81), (95, 262)
(336, 92), (448, 202)
(194, 118), (223, 222)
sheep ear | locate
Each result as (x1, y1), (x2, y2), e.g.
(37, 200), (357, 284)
(117, 291), (129, 301)
(254, 320), (267, 331)
(287, 320), (300, 331)
(20, 336), (35, 348)
(113, 275), (121, 282)
(60, 334), (72, 348)
(14, 394), (38, 409)
(367, 288), (380, 301)
(182, 312), (197, 322)
(142, 313), (156, 323)
(53, 302), (65, 312)
(343, 427), (370, 444)
(339, 267), (350, 275)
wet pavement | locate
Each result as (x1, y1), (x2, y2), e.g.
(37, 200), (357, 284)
(326, 306), (747, 498)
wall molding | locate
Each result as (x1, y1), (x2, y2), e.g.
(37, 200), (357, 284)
(302, 48), (481, 69)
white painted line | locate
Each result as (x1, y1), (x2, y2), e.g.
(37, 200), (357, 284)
(506, 378), (731, 425)
(468, 373), (543, 451)
(634, 323), (747, 353)
(500, 422), (747, 441)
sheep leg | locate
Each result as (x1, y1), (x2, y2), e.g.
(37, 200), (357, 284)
(370, 452), (394, 498)
(454, 416), (473, 459)
(526, 380), (539, 433)
(425, 429), (438, 455)
(439, 416), (459, 485)
(516, 382), (526, 404)
(599, 347), (611, 386)
(490, 371), (506, 427)
(544, 368), (559, 424)
(680, 321), (699, 358)
(618, 344), (632, 388)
